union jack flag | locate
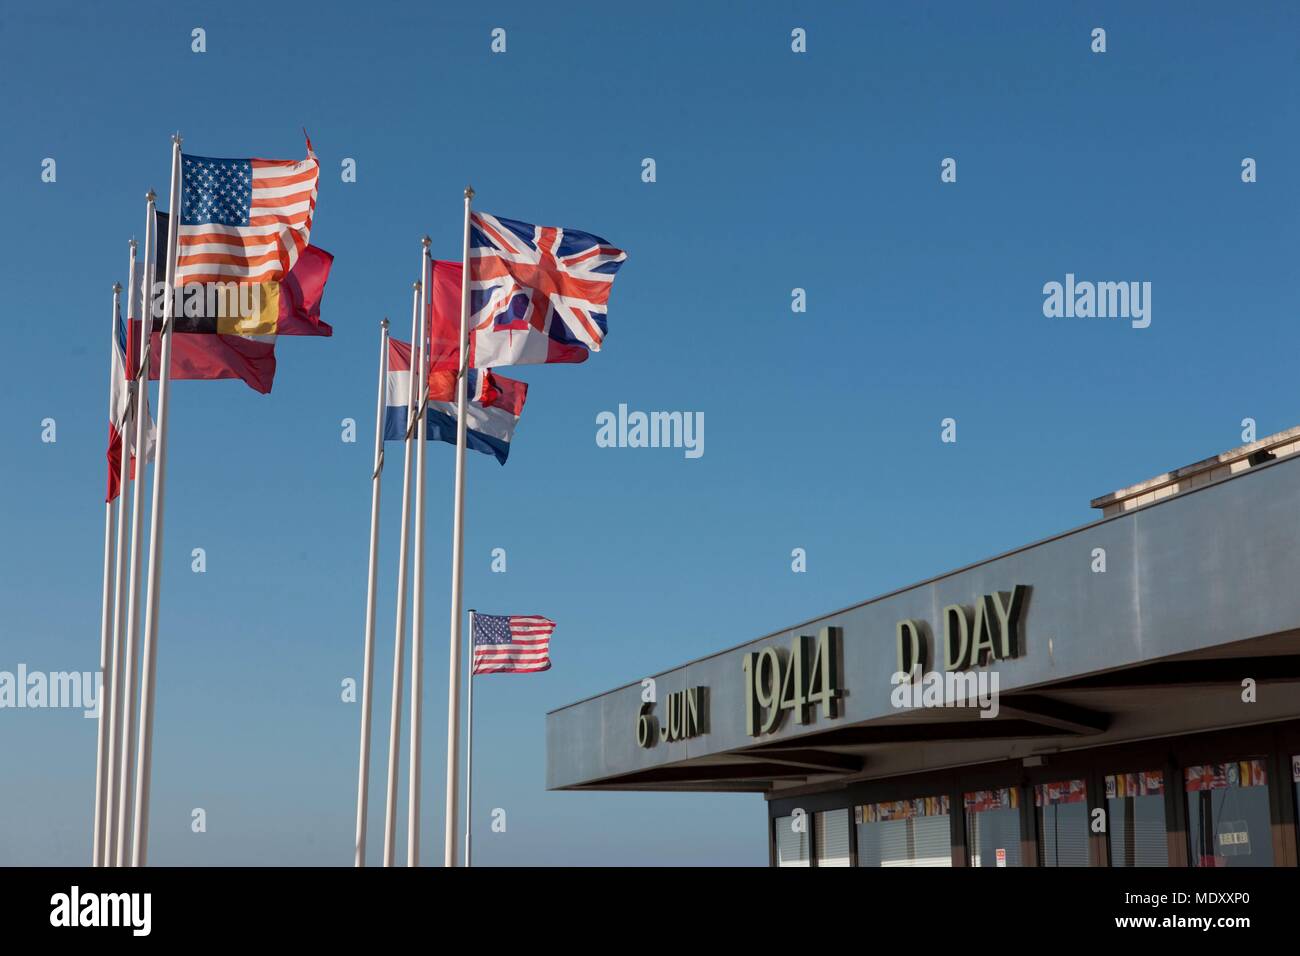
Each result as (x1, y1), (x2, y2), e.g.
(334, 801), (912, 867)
(466, 212), (627, 368)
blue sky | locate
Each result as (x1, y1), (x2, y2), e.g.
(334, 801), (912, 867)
(1, 1), (1297, 865)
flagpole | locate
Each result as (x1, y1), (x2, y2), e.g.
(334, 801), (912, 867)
(131, 133), (183, 867)
(407, 237), (432, 867)
(382, 281), (422, 866)
(464, 609), (475, 868)
(92, 280), (123, 866)
(116, 194), (156, 867)
(354, 318), (389, 867)
(104, 240), (138, 867)
(444, 186), (474, 867)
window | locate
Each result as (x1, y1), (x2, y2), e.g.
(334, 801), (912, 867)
(964, 788), (1022, 867)
(1035, 779), (1090, 866)
(1105, 771), (1167, 866)
(856, 796), (951, 867)
(1293, 755), (1300, 857)
(1185, 760), (1272, 867)
(816, 809), (851, 866)
(774, 813), (810, 867)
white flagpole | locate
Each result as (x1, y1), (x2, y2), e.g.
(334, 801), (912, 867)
(116, 194), (156, 867)
(354, 317), (389, 867)
(407, 237), (432, 867)
(464, 609), (476, 867)
(92, 280), (122, 866)
(382, 281), (422, 866)
(103, 240), (138, 867)
(443, 186), (474, 867)
(131, 133), (183, 867)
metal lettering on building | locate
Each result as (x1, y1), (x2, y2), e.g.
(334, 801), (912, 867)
(637, 686), (707, 748)
(742, 626), (843, 737)
(895, 585), (1028, 676)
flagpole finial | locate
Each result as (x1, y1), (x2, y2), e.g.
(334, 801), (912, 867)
(412, 280), (421, 291)
(113, 282), (122, 294)
(129, 237), (138, 252)
(145, 189), (156, 203)
(381, 317), (390, 331)
(464, 185), (474, 201)
(421, 235), (432, 251)
(172, 131), (182, 146)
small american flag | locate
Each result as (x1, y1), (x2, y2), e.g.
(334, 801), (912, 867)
(177, 151), (319, 286)
(472, 614), (555, 675)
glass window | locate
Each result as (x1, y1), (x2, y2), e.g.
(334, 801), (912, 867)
(774, 813), (810, 867)
(1105, 771), (1167, 866)
(1293, 755), (1300, 856)
(855, 796), (951, 867)
(1185, 760), (1273, 867)
(815, 809), (851, 867)
(964, 788), (1022, 867)
(1035, 779), (1090, 866)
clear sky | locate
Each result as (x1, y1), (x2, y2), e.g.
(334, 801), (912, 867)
(1, 1), (1297, 866)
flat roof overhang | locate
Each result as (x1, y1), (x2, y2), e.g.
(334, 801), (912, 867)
(547, 451), (1300, 794)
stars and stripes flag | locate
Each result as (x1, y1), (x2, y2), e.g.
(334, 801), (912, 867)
(125, 162), (330, 395)
(176, 148), (319, 286)
(471, 614), (555, 675)
(433, 213), (626, 369)
(159, 211), (334, 337)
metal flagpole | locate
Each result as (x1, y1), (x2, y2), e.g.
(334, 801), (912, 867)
(116, 194), (156, 867)
(407, 238), (432, 866)
(104, 240), (138, 866)
(382, 281), (422, 866)
(131, 133), (183, 867)
(464, 609), (476, 867)
(93, 280), (123, 866)
(354, 317), (389, 867)
(444, 186), (474, 867)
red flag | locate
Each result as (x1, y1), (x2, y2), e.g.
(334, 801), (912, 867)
(275, 244), (333, 336)
(106, 425), (130, 502)
(427, 259), (463, 372)
(130, 320), (276, 394)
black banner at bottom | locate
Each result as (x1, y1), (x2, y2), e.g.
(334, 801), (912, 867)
(0, 865), (1288, 941)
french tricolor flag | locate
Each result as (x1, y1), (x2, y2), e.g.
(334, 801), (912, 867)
(106, 305), (155, 502)
(383, 338), (527, 465)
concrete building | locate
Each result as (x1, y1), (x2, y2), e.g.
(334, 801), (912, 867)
(547, 430), (1300, 866)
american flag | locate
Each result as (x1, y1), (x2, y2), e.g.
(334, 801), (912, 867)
(466, 212), (626, 367)
(472, 614), (555, 675)
(176, 151), (319, 286)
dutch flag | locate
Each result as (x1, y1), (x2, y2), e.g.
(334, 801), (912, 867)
(383, 338), (527, 465)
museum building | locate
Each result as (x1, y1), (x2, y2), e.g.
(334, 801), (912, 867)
(546, 429), (1300, 866)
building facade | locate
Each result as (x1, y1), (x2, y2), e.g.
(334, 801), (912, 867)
(547, 429), (1300, 866)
